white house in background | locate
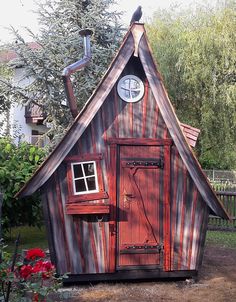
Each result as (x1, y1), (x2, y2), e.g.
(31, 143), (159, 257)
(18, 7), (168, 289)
(0, 43), (49, 146)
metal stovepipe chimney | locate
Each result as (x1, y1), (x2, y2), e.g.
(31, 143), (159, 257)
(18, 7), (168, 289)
(62, 29), (93, 119)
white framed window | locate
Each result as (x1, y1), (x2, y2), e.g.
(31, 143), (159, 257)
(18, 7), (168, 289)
(65, 153), (108, 202)
(117, 74), (145, 103)
(71, 161), (99, 195)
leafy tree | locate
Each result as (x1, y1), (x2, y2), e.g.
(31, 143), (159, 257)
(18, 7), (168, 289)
(0, 59), (13, 136)
(147, 2), (236, 169)
(0, 137), (46, 231)
(0, 0), (123, 143)
(0, 70), (9, 114)
(0, 57), (13, 114)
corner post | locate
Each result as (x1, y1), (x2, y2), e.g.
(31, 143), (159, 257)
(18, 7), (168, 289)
(163, 144), (171, 271)
(108, 142), (117, 272)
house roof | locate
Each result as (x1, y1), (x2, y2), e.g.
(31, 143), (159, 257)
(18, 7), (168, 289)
(15, 23), (229, 220)
(0, 42), (40, 64)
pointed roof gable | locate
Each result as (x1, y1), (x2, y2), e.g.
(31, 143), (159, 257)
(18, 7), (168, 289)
(15, 23), (229, 220)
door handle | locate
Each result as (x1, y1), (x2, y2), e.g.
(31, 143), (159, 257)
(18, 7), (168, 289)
(123, 190), (135, 209)
(125, 193), (135, 198)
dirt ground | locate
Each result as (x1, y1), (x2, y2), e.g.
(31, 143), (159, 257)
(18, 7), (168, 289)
(62, 244), (236, 302)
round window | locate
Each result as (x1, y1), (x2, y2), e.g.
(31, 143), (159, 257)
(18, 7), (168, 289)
(117, 75), (144, 103)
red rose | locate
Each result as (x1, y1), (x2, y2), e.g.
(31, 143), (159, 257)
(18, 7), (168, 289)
(25, 248), (46, 261)
(32, 260), (55, 279)
(33, 293), (39, 302)
(41, 261), (55, 279)
(42, 261), (54, 271)
(32, 260), (44, 274)
(20, 265), (33, 280)
(33, 293), (46, 302)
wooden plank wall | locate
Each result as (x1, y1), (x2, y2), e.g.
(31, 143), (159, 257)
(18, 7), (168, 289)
(42, 56), (209, 275)
(170, 146), (209, 271)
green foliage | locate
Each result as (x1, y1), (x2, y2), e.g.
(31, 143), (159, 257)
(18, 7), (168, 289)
(0, 137), (46, 231)
(0, 240), (15, 300)
(0, 60), (13, 115)
(0, 0), (123, 143)
(147, 2), (236, 169)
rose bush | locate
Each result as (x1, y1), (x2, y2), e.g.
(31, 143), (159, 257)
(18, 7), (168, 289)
(0, 244), (64, 302)
(18, 248), (60, 301)
(25, 248), (46, 261)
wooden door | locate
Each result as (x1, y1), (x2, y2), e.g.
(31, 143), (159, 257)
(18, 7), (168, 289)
(117, 145), (168, 269)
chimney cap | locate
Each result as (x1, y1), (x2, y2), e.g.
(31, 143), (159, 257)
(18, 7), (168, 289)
(79, 29), (93, 37)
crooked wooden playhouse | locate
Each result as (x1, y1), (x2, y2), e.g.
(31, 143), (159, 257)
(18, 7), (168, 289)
(16, 23), (229, 282)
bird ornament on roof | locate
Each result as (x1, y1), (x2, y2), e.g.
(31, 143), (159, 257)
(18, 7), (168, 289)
(130, 6), (142, 25)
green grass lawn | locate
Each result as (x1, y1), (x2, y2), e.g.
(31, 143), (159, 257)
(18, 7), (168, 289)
(206, 230), (236, 248)
(4, 225), (48, 253)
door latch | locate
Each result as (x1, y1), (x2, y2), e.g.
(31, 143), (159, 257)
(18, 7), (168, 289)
(123, 190), (135, 209)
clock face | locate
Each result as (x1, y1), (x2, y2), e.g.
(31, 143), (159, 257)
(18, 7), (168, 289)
(117, 75), (145, 103)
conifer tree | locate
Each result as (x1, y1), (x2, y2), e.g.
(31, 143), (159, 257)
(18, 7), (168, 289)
(0, 61), (12, 113)
(1, 0), (123, 140)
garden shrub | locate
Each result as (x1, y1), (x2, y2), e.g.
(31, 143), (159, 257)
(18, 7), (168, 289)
(0, 241), (64, 301)
(0, 137), (46, 232)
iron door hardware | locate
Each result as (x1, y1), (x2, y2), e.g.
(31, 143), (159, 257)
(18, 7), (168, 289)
(125, 193), (135, 198)
(120, 244), (163, 254)
(123, 190), (135, 209)
(126, 159), (164, 169)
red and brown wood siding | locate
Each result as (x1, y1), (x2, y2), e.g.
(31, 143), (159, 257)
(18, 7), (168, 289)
(41, 56), (209, 275)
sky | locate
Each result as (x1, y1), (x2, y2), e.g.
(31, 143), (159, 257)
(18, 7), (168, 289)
(0, 0), (219, 43)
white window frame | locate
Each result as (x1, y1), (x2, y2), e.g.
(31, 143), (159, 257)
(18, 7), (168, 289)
(71, 161), (99, 195)
(117, 74), (145, 103)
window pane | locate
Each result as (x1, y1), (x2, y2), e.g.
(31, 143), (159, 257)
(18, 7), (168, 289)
(123, 79), (130, 89)
(83, 163), (95, 176)
(130, 79), (140, 89)
(73, 164), (83, 178)
(131, 91), (139, 98)
(87, 177), (96, 191)
(125, 89), (131, 98)
(75, 179), (86, 193)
